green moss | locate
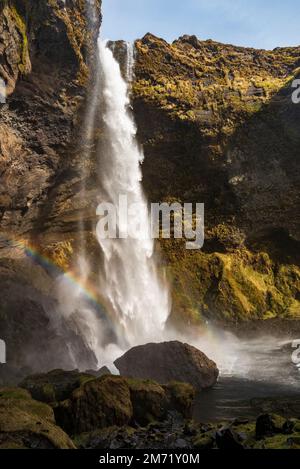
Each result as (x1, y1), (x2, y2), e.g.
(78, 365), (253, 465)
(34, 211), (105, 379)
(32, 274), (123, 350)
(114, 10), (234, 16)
(60, 375), (133, 434)
(20, 369), (96, 404)
(0, 387), (31, 401)
(160, 234), (300, 324)
(9, 6), (30, 74)
(193, 433), (215, 449)
(292, 421), (300, 433)
(256, 434), (294, 449)
(0, 391), (75, 448)
(73, 425), (135, 449)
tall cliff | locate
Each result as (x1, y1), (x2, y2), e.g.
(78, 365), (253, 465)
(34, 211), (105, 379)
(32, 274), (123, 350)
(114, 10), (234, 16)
(133, 34), (300, 326)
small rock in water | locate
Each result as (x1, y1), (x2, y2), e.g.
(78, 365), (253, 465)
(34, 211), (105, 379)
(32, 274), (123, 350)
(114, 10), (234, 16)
(114, 341), (219, 390)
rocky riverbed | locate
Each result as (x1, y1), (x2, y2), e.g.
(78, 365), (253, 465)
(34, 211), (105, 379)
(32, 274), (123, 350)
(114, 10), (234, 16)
(0, 341), (300, 450)
(1, 368), (300, 450)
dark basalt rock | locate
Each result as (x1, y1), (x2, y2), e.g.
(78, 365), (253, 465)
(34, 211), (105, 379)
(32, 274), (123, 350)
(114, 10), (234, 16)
(75, 413), (300, 450)
(215, 426), (245, 450)
(114, 341), (219, 390)
(256, 413), (288, 439)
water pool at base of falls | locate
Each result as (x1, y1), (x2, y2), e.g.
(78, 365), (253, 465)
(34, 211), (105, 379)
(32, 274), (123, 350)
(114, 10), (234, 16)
(193, 337), (300, 422)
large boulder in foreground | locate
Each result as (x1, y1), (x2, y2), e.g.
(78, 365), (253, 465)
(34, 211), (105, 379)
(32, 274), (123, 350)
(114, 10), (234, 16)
(114, 341), (219, 390)
(54, 375), (195, 435)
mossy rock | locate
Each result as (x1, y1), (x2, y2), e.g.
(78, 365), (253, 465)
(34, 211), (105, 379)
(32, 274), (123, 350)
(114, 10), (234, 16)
(254, 433), (300, 449)
(127, 378), (169, 426)
(53, 374), (196, 436)
(0, 386), (55, 424)
(256, 413), (288, 439)
(0, 387), (75, 449)
(291, 420), (300, 433)
(20, 369), (95, 404)
(55, 375), (133, 435)
(193, 432), (215, 449)
(74, 425), (136, 449)
(132, 33), (300, 326)
(164, 381), (195, 418)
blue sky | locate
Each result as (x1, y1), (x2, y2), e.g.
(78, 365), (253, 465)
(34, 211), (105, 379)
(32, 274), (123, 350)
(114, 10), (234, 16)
(101, 0), (300, 49)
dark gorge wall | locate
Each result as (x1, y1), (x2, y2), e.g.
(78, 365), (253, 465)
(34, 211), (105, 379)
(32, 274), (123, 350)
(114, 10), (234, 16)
(0, 0), (101, 239)
(0, 0), (102, 382)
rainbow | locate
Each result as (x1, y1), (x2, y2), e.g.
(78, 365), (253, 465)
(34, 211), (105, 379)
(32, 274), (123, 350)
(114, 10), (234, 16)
(0, 234), (108, 313)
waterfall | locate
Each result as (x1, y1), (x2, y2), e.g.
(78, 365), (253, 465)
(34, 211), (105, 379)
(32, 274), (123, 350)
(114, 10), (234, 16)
(125, 42), (135, 82)
(95, 39), (170, 350)
(54, 38), (171, 370)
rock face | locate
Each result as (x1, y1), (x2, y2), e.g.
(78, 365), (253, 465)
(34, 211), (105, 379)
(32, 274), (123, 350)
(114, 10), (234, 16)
(0, 0), (101, 238)
(0, 0), (101, 382)
(133, 33), (300, 324)
(114, 341), (219, 390)
(0, 258), (98, 385)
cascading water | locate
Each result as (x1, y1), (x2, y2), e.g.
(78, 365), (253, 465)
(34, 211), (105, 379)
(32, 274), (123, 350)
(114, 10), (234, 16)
(53, 37), (170, 369)
(95, 39), (170, 350)
(125, 42), (135, 82)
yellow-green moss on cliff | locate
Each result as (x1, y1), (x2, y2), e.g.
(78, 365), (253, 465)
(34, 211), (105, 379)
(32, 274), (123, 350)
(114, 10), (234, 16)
(4, 4), (31, 75)
(134, 34), (300, 132)
(161, 238), (300, 325)
(9, 6), (30, 74)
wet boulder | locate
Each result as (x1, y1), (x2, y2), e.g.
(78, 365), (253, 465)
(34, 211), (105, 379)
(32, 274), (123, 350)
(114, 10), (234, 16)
(114, 341), (219, 390)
